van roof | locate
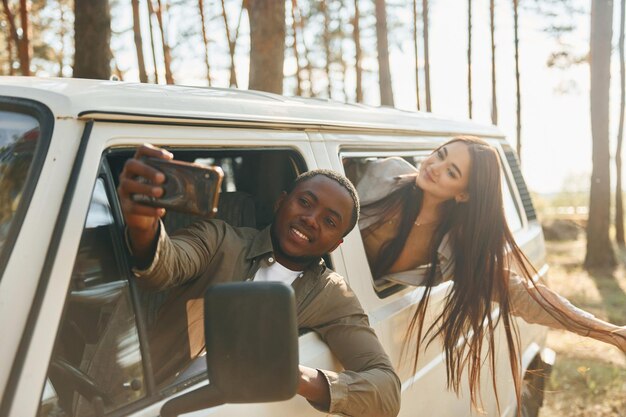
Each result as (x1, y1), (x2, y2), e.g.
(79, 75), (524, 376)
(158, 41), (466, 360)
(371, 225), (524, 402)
(0, 77), (502, 137)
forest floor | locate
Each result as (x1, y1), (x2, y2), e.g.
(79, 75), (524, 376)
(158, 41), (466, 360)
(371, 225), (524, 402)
(538, 237), (626, 417)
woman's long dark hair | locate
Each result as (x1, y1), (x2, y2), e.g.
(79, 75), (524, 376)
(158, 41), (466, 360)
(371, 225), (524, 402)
(362, 136), (623, 414)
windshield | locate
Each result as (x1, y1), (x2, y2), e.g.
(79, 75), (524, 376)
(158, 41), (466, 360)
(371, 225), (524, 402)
(0, 110), (42, 258)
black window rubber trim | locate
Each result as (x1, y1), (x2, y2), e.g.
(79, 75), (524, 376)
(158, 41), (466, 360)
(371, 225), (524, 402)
(0, 121), (93, 416)
(100, 159), (157, 396)
(0, 97), (54, 283)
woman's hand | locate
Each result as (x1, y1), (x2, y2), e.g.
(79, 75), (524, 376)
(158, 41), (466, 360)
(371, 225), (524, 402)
(612, 326), (626, 352)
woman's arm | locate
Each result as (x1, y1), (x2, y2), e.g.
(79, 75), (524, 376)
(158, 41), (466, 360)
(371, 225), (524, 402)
(507, 272), (626, 351)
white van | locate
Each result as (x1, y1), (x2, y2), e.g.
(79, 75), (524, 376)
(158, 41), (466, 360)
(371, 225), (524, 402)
(0, 77), (553, 417)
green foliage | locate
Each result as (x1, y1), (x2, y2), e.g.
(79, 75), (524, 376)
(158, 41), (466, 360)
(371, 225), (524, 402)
(541, 239), (626, 416)
(547, 357), (626, 401)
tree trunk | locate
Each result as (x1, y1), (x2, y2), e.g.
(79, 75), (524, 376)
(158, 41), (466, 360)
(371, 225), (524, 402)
(297, 3), (314, 96)
(586, 0), (616, 268)
(513, 0), (521, 162)
(339, 34), (348, 101)
(73, 0), (111, 80)
(220, 0), (238, 87)
(375, 0), (394, 107)
(132, 0), (148, 83)
(155, 0), (174, 84)
(4, 13), (15, 75)
(490, 0), (497, 125)
(322, 0), (332, 98)
(353, 0), (363, 103)
(616, 0), (625, 245)
(146, 0), (159, 83)
(247, 0), (285, 94)
(413, 0), (421, 110)
(18, 0), (29, 75)
(422, 0), (431, 111)
(290, 0), (303, 96)
(198, 0), (212, 86)
(467, 0), (472, 118)
(2, 0), (29, 75)
(231, 2), (245, 86)
(111, 48), (125, 81)
(57, 2), (66, 76)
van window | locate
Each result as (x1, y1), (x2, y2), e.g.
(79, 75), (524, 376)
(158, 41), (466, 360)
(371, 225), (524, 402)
(0, 110), (44, 280)
(106, 147), (307, 393)
(39, 178), (146, 417)
(344, 151), (523, 296)
(502, 175), (523, 233)
(107, 148), (305, 233)
(343, 154), (426, 296)
(39, 146), (308, 414)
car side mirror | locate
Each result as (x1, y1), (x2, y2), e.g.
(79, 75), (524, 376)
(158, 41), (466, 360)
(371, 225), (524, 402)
(160, 282), (299, 417)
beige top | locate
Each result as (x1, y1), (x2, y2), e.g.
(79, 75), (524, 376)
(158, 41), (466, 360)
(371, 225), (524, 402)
(362, 211), (436, 274)
(356, 157), (597, 337)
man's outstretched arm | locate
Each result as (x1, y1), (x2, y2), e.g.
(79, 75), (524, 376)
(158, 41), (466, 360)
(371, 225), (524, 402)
(117, 144), (173, 266)
(305, 275), (401, 417)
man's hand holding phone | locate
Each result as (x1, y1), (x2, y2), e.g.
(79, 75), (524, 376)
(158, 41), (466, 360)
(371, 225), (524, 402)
(132, 157), (223, 218)
(118, 144), (173, 265)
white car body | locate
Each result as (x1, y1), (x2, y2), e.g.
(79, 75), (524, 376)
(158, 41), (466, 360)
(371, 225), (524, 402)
(0, 77), (552, 417)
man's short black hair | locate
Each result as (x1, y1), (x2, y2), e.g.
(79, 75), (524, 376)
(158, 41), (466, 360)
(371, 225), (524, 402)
(287, 169), (360, 236)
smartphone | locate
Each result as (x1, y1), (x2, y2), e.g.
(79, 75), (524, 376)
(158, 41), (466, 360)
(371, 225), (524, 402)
(132, 157), (224, 218)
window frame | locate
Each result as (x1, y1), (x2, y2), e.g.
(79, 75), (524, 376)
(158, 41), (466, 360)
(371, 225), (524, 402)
(500, 167), (525, 234)
(37, 163), (155, 417)
(101, 145), (311, 408)
(340, 142), (528, 298)
(0, 97), (54, 282)
(340, 148), (433, 298)
(100, 159), (160, 402)
(6, 118), (317, 416)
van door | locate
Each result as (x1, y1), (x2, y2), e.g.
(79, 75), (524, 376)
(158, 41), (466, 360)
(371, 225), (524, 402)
(327, 139), (479, 417)
(10, 121), (344, 417)
(0, 97), (85, 414)
(318, 132), (544, 417)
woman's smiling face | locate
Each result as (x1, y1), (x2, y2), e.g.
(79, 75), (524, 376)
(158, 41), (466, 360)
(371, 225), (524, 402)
(416, 141), (472, 203)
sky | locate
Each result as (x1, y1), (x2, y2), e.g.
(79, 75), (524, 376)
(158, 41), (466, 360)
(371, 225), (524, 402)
(103, 0), (617, 195)
(421, 0), (594, 195)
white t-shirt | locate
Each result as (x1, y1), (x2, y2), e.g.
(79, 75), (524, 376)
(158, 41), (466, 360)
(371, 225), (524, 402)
(253, 261), (302, 286)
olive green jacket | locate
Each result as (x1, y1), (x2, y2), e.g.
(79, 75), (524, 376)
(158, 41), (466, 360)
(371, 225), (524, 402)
(134, 219), (401, 417)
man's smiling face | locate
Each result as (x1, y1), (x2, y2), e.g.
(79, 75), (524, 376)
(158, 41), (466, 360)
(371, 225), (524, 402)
(272, 175), (354, 270)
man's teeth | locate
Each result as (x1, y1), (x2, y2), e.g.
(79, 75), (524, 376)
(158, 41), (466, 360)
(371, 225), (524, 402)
(293, 228), (309, 241)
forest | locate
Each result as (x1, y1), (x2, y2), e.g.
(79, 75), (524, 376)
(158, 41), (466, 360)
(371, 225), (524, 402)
(2, 2), (626, 415)
(0, 0), (623, 268)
